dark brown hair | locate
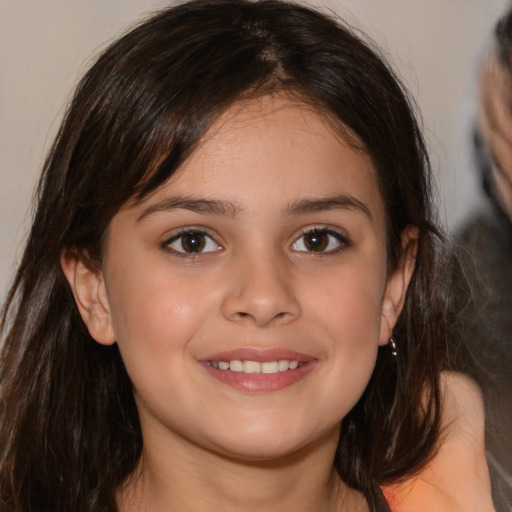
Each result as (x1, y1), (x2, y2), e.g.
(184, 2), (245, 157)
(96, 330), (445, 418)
(0, 1), (447, 510)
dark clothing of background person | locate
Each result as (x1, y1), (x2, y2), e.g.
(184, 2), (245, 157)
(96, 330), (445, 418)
(453, 133), (512, 512)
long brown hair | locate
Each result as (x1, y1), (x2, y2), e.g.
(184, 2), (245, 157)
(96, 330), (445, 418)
(0, 1), (447, 510)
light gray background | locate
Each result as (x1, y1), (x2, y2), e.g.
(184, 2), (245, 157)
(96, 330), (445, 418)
(0, 0), (509, 298)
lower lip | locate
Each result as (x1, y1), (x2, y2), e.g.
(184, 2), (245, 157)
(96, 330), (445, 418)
(200, 361), (317, 392)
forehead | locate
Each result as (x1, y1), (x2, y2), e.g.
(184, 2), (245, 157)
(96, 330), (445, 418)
(128, 95), (386, 233)
(162, 97), (381, 204)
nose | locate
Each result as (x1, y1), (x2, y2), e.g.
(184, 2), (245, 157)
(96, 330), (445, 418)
(221, 252), (301, 327)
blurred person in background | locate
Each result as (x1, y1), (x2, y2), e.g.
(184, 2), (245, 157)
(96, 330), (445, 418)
(454, 6), (512, 511)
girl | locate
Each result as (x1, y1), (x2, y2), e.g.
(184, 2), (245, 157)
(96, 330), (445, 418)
(0, 1), (492, 511)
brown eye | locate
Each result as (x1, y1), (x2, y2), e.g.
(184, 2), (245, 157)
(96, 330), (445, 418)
(166, 230), (221, 254)
(304, 232), (329, 252)
(292, 229), (348, 253)
(183, 232), (206, 252)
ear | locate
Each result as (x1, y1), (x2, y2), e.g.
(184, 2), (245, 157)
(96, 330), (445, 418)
(379, 226), (418, 346)
(60, 250), (116, 346)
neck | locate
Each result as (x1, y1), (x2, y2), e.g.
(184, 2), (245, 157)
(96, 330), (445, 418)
(117, 427), (368, 512)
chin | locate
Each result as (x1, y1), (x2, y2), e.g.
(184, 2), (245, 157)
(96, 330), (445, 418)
(208, 422), (338, 464)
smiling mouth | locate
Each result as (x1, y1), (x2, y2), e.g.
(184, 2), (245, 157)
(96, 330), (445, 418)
(205, 359), (302, 374)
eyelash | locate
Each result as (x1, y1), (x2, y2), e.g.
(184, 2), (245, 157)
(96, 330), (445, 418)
(161, 226), (350, 258)
(162, 229), (222, 257)
(291, 227), (350, 255)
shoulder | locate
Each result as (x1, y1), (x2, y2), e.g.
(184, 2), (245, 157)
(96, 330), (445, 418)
(439, 371), (485, 439)
(383, 371), (495, 512)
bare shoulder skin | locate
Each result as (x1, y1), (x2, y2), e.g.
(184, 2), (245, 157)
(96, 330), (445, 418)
(384, 371), (495, 512)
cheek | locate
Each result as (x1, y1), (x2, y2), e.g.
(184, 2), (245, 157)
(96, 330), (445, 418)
(105, 265), (213, 374)
(302, 264), (385, 397)
(296, 291), (382, 427)
(309, 264), (385, 340)
(106, 275), (216, 424)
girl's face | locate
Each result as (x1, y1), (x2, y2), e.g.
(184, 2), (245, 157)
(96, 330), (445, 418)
(66, 96), (415, 462)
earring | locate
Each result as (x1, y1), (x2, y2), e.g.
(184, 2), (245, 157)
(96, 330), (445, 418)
(389, 337), (397, 357)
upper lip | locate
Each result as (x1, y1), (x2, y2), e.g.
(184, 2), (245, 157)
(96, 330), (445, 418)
(200, 347), (315, 363)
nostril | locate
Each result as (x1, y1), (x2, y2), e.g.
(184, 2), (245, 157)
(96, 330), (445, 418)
(233, 310), (290, 324)
(221, 282), (301, 326)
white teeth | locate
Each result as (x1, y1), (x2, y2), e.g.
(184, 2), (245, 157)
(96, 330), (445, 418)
(277, 359), (290, 372)
(243, 360), (261, 374)
(210, 359), (301, 374)
(261, 361), (279, 374)
(230, 360), (243, 372)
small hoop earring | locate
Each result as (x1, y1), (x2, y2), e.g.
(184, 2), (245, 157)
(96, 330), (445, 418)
(389, 337), (397, 357)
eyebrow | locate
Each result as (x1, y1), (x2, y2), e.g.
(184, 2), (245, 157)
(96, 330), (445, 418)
(284, 195), (372, 219)
(136, 193), (372, 223)
(136, 196), (241, 222)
